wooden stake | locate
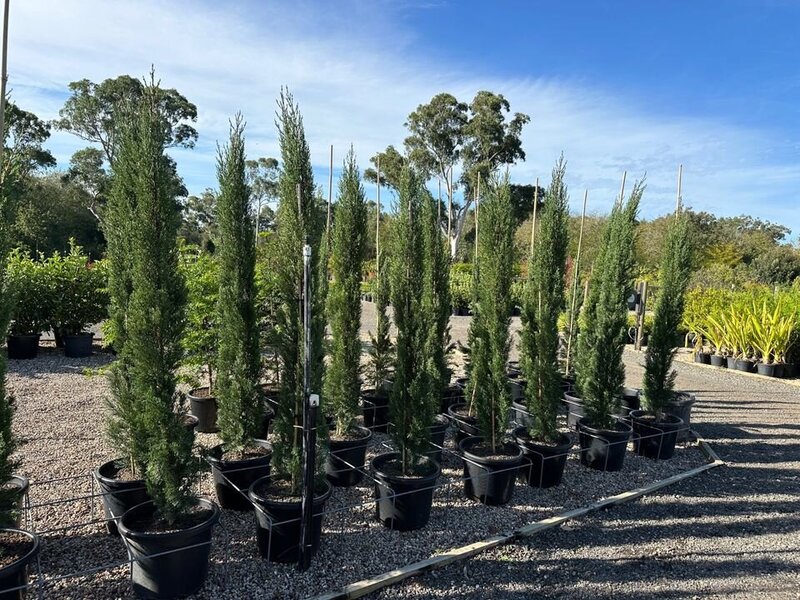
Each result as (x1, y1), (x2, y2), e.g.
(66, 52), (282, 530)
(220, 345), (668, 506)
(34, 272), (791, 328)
(635, 281), (648, 351)
(617, 171), (627, 208)
(528, 177), (540, 256)
(474, 173), (481, 264)
(0, 0), (10, 175)
(376, 156), (381, 264)
(447, 168), (453, 245)
(675, 164), (683, 217)
(326, 145), (334, 237)
(565, 189), (588, 375)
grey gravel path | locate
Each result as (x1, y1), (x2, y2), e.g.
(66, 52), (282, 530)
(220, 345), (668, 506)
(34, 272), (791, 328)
(371, 347), (800, 600)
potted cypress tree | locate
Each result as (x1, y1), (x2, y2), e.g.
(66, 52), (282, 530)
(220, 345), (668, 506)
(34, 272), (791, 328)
(514, 159), (573, 488)
(97, 79), (219, 598)
(371, 167), (440, 531)
(248, 90), (331, 563)
(631, 213), (692, 459)
(205, 116), (271, 509)
(362, 250), (392, 433)
(459, 178), (522, 506)
(573, 183), (642, 472)
(324, 149), (372, 487)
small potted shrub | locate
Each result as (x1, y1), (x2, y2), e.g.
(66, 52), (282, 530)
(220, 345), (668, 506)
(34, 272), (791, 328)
(46, 241), (108, 358)
(459, 178), (522, 506)
(631, 213), (692, 460)
(248, 91), (332, 563)
(4, 251), (48, 360)
(98, 79), (219, 598)
(324, 150), (372, 487)
(514, 159), (573, 488)
(371, 167), (440, 531)
(180, 247), (220, 433)
(573, 184), (642, 471)
(362, 251), (392, 433)
(205, 117), (271, 510)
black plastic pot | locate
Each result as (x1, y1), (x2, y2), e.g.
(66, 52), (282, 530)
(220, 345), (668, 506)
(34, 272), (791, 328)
(428, 414), (450, 464)
(459, 437), (522, 505)
(709, 354), (726, 368)
(182, 414), (199, 433)
(756, 362), (776, 377)
(95, 458), (151, 535)
(560, 375), (575, 395)
(5, 335), (39, 360)
(577, 418), (632, 472)
(248, 478), (332, 562)
(694, 352), (711, 364)
(563, 393), (584, 430)
(774, 363), (785, 378)
(629, 411), (684, 460)
(621, 387), (641, 413)
(361, 389), (390, 434)
(187, 387), (218, 433)
(371, 452), (440, 531)
(207, 440), (272, 510)
(510, 400), (534, 429)
(63, 333), (93, 358)
(735, 358), (755, 373)
(447, 403), (479, 444)
(664, 392), (696, 443)
(257, 403), (275, 438)
(0, 529), (40, 600)
(726, 356), (737, 369)
(439, 384), (465, 414)
(326, 426), (372, 487)
(0, 476), (28, 528)
(118, 498), (220, 599)
(508, 376), (526, 404)
(512, 427), (572, 488)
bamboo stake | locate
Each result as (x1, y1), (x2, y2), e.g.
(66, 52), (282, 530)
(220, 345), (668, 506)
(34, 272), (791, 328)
(528, 177), (540, 256)
(675, 163), (683, 217)
(474, 172), (481, 264)
(326, 145), (333, 237)
(0, 0), (10, 175)
(565, 189), (588, 375)
(447, 168), (453, 244)
(617, 171), (627, 208)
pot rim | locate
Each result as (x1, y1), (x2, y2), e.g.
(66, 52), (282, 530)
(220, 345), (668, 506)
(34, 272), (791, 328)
(511, 426), (572, 451)
(187, 387), (216, 401)
(64, 332), (94, 339)
(370, 451), (441, 483)
(117, 497), (220, 540)
(576, 417), (632, 438)
(629, 410), (684, 427)
(207, 439), (273, 468)
(459, 436), (524, 465)
(94, 457), (145, 486)
(328, 425), (374, 446)
(0, 528), (40, 574)
(6, 333), (41, 340)
(248, 476), (332, 508)
(4, 475), (29, 494)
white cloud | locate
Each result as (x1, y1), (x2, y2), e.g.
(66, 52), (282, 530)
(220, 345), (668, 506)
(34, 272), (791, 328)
(6, 0), (799, 236)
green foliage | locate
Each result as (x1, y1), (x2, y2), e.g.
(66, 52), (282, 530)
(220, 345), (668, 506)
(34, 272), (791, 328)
(4, 249), (50, 335)
(179, 189), (217, 251)
(643, 214), (693, 416)
(325, 150), (368, 436)
(520, 159), (570, 443)
(389, 168), (435, 472)
(367, 250), (393, 388)
(271, 89), (326, 492)
(178, 245), (219, 390)
(575, 184), (642, 430)
(215, 115), (263, 453)
(465, 177), (515, 453)
(104, 77), (196, 525)
(449, 270), (473, 311)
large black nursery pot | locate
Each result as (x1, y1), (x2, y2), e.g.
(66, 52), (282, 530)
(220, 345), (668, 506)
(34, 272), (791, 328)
(756, 362), (776, 377)
(0, 529), (40, 600)
(371, 452), (440, 531)
(577, 418), (632, 472)
(428, 414), (450, 464)
(0, 476), (29, 528)
(249, 477), (332, 563)
(621, 388), (641, 413)
(63, 333), (93, 358)
(207, 440), (272, 510)
(512, 427), (572, 488)
(709, 354), (726, 368)
(257, 403), (275, 438)
(117, 498), (220, 599)
(664, 392), (696, 443)
(326, 426), (373, 487)
(629, 410), (684, 460)
(95, 458), (151, 535)
(447, 403), (479, 444)
(459, 437), (523, 506)
(439, 384), (465, 415)
(361, 389), (390, 434)
(562, 392), (584, 430)
(735, 358), (755, 373)
(5, 335), (39, 361)
(187, 387), (218, 433)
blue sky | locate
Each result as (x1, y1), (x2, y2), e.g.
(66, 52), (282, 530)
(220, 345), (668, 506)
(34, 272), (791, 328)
(6, 0), (800, 236)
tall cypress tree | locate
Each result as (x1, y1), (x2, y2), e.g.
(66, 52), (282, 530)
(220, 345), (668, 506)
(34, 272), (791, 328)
(575, 183), (642, 430)
(389, 167), (434, 473)
(271, 89), (326, 492)
(325, 149), (367, 437)
(215, 114), (263, 453)
(106, 78), (196, 524)
(465, 178), (515, 453)
(520, 159), (570, 443)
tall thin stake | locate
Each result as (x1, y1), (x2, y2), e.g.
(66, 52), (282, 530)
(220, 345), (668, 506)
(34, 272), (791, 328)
(447, 168), (453, 249)
(565, 189), (588, 375)
(528, 177), (540, 256)
(0, 0), (10, 174)
(326, 145), (333, 237)
(617, 171), (627, 208)
(675, 164), (683, 217)
(474, 172), (481, 264)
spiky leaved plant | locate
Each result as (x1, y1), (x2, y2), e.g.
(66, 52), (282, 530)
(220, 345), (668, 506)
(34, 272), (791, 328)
(574, 183), (642, 431)
(389, 167), (435, 473)
(215, 114), (264, 454)
(324, 149), (367, 437)
(271, 89), (326, 493)
(106, 78), (196, 524)
(642, 213), (693, 417)
(521, 159), (570, 443)
(465, 177), (515, 453)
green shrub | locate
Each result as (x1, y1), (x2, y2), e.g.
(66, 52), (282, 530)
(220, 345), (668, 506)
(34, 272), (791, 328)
(5, 250), (50, 335)
(179, 245), (219, 390)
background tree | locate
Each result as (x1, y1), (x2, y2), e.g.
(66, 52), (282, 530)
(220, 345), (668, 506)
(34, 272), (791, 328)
(247, 157), (280, 236)
(520, 159), (569, 443)
(325, 149), (367, 436)
(214, 115), (263, 454)
(465, 177), (515, 453)
(364, 145), (407, 192)
(179, 189), (217, 250)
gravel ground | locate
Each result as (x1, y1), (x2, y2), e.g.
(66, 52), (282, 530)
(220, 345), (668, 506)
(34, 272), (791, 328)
(4, 305), (770, 599)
